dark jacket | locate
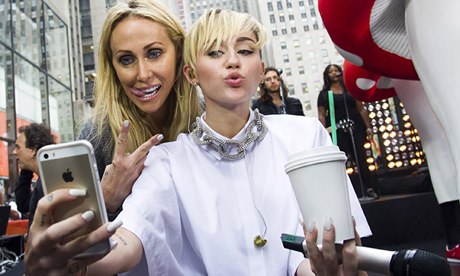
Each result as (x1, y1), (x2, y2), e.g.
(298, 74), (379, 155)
(252, 97), (305, 116)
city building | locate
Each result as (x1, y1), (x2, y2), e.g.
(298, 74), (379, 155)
(256, 0), (343, 117)
(0, 0), (83, 191)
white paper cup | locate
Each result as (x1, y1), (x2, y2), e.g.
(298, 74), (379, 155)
(285, 145), (354, 243)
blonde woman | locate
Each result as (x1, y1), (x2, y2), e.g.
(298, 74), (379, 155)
(77, 0), (200, 216)
(26, 9), (370, 275)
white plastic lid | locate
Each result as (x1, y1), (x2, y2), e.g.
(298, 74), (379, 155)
(285, 145), (347, 173)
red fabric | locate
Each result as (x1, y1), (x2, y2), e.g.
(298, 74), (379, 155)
(318, 0), (418, 80)
(343, 60), (396, 102)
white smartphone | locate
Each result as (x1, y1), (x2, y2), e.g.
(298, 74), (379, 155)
(37, 140), (111, 258)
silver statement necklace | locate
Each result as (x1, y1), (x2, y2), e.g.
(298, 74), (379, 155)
(190, 110), (268, 161)
(191, 110), (269, 247)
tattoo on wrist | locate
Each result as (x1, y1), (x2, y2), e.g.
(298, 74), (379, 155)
(115, 233), (128, 246)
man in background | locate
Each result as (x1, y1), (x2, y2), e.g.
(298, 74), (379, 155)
(13, 123), (54, 227)
(252, 67), (305, 116)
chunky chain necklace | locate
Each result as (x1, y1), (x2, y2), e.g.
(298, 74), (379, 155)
(191, 110), (268, 160)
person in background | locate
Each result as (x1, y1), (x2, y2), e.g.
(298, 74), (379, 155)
(76, 0), (201, 220)
(12, 123), (55, 227)
(14, 169), (34, 219)
(252, 67), (305, 115)
(24, 9), (370, 275)
(317, 64), (377, 197)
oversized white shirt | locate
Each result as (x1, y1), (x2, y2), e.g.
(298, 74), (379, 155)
(118, 111), (371, 275)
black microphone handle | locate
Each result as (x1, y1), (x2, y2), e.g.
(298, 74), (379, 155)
(298, 240), (451, 275)
(391, 249), (451, 276)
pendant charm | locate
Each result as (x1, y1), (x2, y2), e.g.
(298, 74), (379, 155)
(254, 235), (267, 247)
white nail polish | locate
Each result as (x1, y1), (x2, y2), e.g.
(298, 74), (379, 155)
(157, 134), (164, 141)
(69, 189), (86, 197)
(324, 217), (333, 231)
(307, 221), (316, 233)
(82, 211), (95, 222)
(107, 220), (123, 232)
(123, 120), (129, 128)
(110, 238), (118, 250)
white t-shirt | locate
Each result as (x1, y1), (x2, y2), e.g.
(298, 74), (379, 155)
(118, 111), (371, 275)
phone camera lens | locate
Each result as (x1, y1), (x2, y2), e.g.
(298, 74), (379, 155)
(44, 154), (49, 159)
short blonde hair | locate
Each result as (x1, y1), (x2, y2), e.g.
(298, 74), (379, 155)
(183, 9), (267, 79)
(90, 0), (200, 154)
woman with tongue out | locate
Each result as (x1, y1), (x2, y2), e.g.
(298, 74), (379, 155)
(25, 9), (370, 276)
(76, 0), (201, 220)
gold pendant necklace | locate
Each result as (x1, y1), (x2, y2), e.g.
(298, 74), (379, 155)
(254, 234), (267, 247)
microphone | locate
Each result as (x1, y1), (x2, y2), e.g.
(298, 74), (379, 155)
(281, 234), (450, 275)
(277, 68), (283, 75)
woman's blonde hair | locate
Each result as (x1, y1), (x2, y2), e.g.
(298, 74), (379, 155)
(183, 9), (267, 80)
(91, 0), (200, 154)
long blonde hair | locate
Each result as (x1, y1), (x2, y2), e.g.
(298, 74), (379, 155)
(92, 0), (200, 154)
(183, 9), (267, 79)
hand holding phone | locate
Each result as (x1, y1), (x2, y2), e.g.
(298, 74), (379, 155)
(37, 140), (111, 257)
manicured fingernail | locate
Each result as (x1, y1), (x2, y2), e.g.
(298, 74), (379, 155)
(82, 211), (95, 222)
(107, 220), (123, 232)
(324, 217), (333, 231)
(110, 238), (118, 249)
(307, 221), (316, 233)
(69, 189), (86, 196)
(157, 134), (164, 141)
(123, 120), (129, 128)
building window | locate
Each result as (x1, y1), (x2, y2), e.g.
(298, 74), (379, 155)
(286, 67), (292, 76)
(272, 29), (278, 36)
(270, 14), (275, 23)
(288, 84), (295, 95)
(277, 1), (283, 10)
(301, 12), (307, 19)
(280, 16), (285, 22)
(321, 49), (328, 57)
(291, 27), (297, 33)
(303, 25), (309, 32)
(301, 82), (308, 93)
(286, 1), (292, 8)
(311, 63), (318, 73)
(319, 36), (326, 44)
(282, 28), (287, 35)
(304, 101), (312, 111)
(296, 52), (303, 61)
(268, 2), (273, 11)
(299, 1), (305, 6)
(299, 66), (305, 75)
(283, 54), (290, 63)
(281, 41), (287, 50)
(293, 39), (300, 47)
(289, 14), (294, 20)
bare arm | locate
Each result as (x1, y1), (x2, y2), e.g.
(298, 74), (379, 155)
(88, 228), (143, 275)
(355, 101), (371, 130)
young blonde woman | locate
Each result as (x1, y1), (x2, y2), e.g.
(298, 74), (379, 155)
(25, 9), (370, 275)
(76, 0), (200, 217)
